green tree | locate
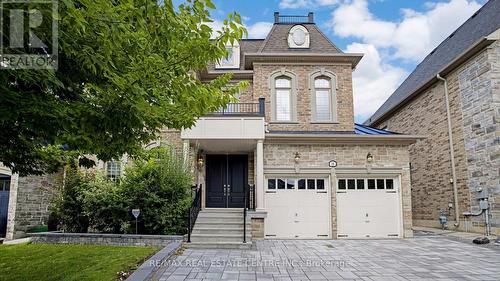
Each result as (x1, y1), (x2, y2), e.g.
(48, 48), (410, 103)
(0, 0), (247, 176)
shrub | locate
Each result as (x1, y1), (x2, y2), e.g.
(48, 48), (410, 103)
(82, 177), (127, 233)
(51, 165), (90, 232)
(120, 147), (192, 235)
(51, 147), (192, 235)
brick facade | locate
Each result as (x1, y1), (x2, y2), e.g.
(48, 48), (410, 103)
(252, 64), (354, 132)
(376, 40), (500, 235)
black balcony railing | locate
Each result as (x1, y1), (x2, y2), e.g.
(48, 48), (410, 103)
(274, 12), (314, 24)
(206, 97), (265, 117)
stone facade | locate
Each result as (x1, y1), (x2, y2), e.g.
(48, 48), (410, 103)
(263, 143), (413, 238)
(6, 173), (61, 239)
(250, 217), (264, 239)
(376, 40), (500, 235)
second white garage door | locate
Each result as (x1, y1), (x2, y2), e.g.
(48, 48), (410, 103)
(265, 176), (331, 239)
(337, 177), (402, 239)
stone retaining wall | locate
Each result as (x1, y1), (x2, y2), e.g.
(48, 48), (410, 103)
(30, 232), (184, 247)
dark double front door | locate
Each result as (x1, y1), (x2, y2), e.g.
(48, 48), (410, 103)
(206, 155), (247, 208)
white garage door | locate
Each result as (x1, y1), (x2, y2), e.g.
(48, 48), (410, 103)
(337, 177), (401, 239)
(265, 176), (331, 239)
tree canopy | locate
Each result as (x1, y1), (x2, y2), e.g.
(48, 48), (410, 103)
(0, 0), (247, 176)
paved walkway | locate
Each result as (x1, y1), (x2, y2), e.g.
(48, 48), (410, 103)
(155, 238), (500, 281)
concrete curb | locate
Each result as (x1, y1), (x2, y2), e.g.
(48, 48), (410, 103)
(126, 241), (182, 281)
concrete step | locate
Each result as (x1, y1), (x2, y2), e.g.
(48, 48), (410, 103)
(197, 212), (244, 218)
(193, 227), (248, 235)
(200, 208), (243, 213)
(191, 233), (252, 243)
(185, 242), (253, 249)
(195, 217), (250, 224)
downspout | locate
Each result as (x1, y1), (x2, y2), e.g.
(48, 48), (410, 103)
(436, 74), (460, 227)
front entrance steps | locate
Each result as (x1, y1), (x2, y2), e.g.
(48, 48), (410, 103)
(186, 208), (252, 249)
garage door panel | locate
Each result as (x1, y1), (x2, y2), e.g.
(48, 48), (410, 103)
(337, 177), (401, 239)
(265, 177), (330, 239)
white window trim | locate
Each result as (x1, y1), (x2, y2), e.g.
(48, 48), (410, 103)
(288, 25), (310, 49)
(309, 69), (338, 123)
(215, 42), (240, 69)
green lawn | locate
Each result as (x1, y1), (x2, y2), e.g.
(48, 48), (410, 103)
(0, 243), (159, 281)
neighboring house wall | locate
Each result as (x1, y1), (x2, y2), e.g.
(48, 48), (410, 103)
(263, 143), (413, 238)
(458, 40), (500, 231)
(7, 173), (61, 239)
(253, 63), (354, 132)
(376, 41), (500, 234)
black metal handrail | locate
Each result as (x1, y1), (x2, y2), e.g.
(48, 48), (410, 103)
(243, 184), (247, 243)
(243, 184), (256, 243)
(206, 98), (265, 117)
(247, 185), (256, 211)
(187, 184), (202, 243)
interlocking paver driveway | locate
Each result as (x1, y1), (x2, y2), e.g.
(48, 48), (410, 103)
(156, 237), (500, 281)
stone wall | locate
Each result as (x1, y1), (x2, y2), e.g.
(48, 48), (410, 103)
(250, 218), (264, 240)
(30, 232), (184, 247)
(9, 173), (61, 239)
(263, 143), (413, 238)
(253, 63), (354, 132)
(458, 40), (500, 232)
(376, 40), (500, 235)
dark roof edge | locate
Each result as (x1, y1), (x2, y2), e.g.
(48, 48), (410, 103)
(244, 52), (363, 68)
(365, 34), (498, 126)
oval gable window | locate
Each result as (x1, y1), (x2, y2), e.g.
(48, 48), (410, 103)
(288, 25), (310, 48)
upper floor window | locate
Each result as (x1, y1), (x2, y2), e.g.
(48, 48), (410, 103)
(310, 70), (338, 122)
(288, 25), (310, 49)
(275, 77), (292, 121)
(314, 77), (331, 121)
(106, 161), (122, 181)
(215, 42), (240, 69)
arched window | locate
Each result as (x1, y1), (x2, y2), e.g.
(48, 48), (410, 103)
(275, 77), (292, 121)
(310, 70), (337, 122)
(314, 77), (331, 121)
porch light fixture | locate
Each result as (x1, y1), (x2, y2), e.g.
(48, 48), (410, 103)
(366, 153), (373, 163)
(197, 155), (204, 168)
(294, 152), (300, 163)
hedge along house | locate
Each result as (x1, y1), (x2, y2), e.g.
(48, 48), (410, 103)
(365, 0), (500, 235)
(164, 12), (423, 248)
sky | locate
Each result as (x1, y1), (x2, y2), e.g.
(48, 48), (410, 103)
(180, 0), (486, 122)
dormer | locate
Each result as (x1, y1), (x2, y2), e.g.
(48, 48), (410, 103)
(288, 25), (310, 49)
(215, 41), (240, 69)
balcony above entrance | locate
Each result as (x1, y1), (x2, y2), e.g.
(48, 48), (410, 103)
(181, 98), (266, 141)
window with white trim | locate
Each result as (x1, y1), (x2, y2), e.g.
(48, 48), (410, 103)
(310, 70), (338, 122)
(314, 77), (332, 121)
(275, 77), (292, 121)
(106, 161), (122, 181)
(215, 42), (240, 69)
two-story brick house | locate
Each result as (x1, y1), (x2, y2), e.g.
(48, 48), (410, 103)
(172, 13), (422, 248)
